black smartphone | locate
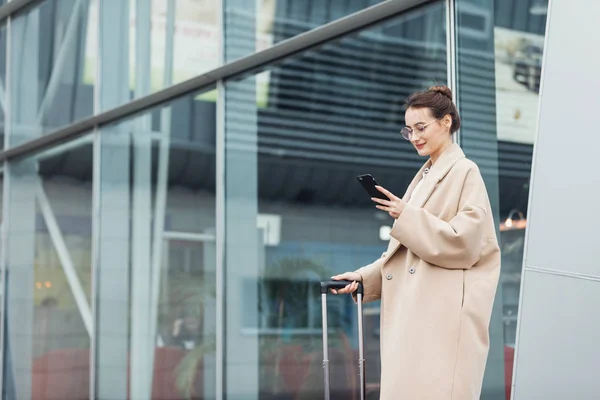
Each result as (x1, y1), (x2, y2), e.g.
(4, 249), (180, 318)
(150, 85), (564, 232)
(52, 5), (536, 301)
(357, 174), (389, 200)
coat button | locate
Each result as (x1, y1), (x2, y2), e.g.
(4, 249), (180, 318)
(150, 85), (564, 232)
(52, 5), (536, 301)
(386, 273), (393, 280)
(409, 268), (415, 274)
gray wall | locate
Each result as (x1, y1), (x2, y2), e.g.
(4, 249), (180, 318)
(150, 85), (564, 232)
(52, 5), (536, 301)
(512, 0), (600, 398)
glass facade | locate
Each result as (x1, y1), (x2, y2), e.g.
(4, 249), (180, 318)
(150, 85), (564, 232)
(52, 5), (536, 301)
(0, 0), (547, 399)
(7, 0), (96, 148)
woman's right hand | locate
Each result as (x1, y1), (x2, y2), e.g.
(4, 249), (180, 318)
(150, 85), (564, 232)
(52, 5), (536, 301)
(330, 272), (362, 294)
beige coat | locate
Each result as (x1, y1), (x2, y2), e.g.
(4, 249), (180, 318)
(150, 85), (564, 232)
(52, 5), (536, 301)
(355, 143), (500, 399)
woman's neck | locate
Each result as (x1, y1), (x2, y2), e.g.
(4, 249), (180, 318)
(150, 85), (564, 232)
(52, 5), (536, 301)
(430, 140), (453, 165)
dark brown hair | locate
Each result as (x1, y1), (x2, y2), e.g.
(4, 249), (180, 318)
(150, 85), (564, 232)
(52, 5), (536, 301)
(405, 85), (461, 133)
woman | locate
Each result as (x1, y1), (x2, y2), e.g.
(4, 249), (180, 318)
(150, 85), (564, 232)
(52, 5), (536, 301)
(332, 85), (501, 399)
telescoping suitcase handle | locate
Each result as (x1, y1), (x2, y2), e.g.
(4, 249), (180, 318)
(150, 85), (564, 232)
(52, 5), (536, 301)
(320, 280), (366, 400)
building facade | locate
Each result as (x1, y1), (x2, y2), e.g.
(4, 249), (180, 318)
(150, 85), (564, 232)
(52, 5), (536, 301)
(0, 0), (550, 399)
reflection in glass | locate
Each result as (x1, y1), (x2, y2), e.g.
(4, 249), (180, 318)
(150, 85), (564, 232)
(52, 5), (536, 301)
(95, 88), (217, 400)
(8, 0), (97, 147)
(90, 0), (218, 98)
(3, 135), (93, 400)
(5, 0), (221, 150)
(226, 0), (391, 61)
(225, 2), (447, 398)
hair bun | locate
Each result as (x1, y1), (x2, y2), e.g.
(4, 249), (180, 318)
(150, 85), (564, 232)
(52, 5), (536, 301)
(428, 85), (453, 101)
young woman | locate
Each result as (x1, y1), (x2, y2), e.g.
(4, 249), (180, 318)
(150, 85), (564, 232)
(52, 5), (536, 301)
(332, 85), (501, 399)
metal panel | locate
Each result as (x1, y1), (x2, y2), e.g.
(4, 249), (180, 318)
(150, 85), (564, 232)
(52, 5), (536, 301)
(512, 270), (600, 399)
(519, 0), (600, 278)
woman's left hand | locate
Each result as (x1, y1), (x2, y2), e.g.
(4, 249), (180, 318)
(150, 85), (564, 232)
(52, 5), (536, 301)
(372, 186), (405, 219)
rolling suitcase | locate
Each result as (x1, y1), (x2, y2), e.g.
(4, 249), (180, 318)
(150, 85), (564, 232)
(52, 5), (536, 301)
(320, 280), (366, 400)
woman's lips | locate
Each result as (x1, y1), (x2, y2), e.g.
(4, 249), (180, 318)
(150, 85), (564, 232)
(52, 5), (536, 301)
(415, 143), (425, 150)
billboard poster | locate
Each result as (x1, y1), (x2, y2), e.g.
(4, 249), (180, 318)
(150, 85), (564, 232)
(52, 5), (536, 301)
(494, 26), (545, 145)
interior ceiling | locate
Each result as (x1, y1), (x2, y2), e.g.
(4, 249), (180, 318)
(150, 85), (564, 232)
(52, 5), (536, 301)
(37, 136), (532, 220)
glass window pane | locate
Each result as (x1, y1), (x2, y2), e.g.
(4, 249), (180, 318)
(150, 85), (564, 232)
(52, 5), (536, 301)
(89, 0), (219, 99)
(225, 0), (392, 61)
(5, 0), (220, 148)
(94, 86), (217, 400)
(3, 135), (93, 400)
(455, 0), (547, 398)
(8, 0), (97, 148)
(224, 2), (446, 398)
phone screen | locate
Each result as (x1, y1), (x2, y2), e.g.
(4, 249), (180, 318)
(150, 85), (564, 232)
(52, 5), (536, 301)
(357, 174), (389, 200)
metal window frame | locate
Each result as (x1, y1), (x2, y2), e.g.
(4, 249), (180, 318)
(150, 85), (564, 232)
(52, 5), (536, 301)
(215, 0), (225, 397)
(0, 0), (44, 22)
(446, 0), (459, 144)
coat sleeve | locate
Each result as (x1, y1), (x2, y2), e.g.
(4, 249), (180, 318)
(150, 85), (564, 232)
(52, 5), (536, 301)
(389, 167), (487, 270)
(351, 253), (385, 303)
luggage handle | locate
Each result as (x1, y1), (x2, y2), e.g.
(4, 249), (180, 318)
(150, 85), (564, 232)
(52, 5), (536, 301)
(320, 279), (365, 400)
(320, 279), (364, 295)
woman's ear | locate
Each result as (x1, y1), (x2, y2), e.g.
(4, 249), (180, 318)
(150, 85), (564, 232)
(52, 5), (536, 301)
(444, 115), (452, 130)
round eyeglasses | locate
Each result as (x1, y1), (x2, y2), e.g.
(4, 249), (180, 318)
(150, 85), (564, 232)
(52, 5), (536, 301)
(400, 118), (438, 140)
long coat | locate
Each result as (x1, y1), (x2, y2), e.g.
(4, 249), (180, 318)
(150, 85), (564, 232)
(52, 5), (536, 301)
(355, 143), (501, 399)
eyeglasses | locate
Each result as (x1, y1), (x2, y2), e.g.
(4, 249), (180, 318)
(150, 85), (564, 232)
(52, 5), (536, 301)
(400, 118), (439, 140)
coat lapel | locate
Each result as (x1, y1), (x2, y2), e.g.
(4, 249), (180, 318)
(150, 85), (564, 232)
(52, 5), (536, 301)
(384, 143), (466, 263)
(408, 143), (465, 208)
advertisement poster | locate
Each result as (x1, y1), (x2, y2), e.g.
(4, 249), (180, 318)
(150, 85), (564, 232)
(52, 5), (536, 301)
(494, 27), (545, 144)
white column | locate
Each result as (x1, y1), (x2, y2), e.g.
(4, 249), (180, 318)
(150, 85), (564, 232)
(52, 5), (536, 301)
(223, 0), (260, 395)
(3, 5), (41, 400)
(94, 1), (131, 399)
(224, 71), (260, 400)
(3, 161), (37, 400)
(202, 229), (217, 399)
(147, 0), (176, 392)
(129, 0), (154, 398)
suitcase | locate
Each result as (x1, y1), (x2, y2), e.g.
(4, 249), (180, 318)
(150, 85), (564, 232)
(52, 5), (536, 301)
(320, 280), (366, 400)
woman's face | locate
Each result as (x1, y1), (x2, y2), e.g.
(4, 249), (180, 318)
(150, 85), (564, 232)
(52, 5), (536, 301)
(404, 107), (452, 158)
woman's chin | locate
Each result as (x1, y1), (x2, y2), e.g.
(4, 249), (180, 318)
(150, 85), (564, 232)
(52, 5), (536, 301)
(416, 147), (430, 156)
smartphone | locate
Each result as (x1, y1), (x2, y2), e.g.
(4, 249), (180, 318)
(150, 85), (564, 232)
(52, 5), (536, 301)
(357, 174), (389, 200)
